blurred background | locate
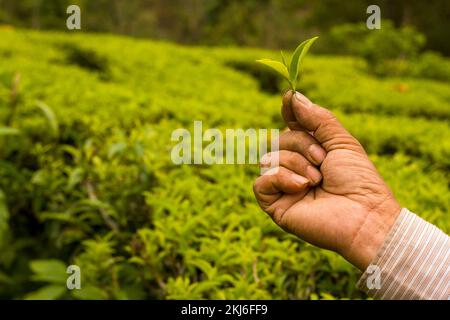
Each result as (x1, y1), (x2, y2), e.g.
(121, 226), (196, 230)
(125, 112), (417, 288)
(0, 0), (449, 300)
(1, 0), (450, 54)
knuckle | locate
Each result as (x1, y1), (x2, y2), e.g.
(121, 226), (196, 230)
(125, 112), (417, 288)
(252, 178), (263, 194)
(279, 130), (292, 141)
(284, 151), (303, 166)
(318, 107), (336, 122)
(272, 206), (288, 227)
(293, 130), (310, 138)
(260, 153), (281, 173)
(280, 130), (308, 145)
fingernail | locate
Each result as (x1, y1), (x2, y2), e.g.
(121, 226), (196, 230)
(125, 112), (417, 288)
(291, 174), (309, 186)
(294, 91), (313, 107)
(282, 89), (292, 98)
(308, 144), (326, 164)
(306, 166), (322, 184)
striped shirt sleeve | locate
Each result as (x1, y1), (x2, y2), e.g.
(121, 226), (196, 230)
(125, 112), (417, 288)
(357, 208), (450, 300)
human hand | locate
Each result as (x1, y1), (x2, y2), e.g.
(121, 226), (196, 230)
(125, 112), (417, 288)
(253, 91), (402, 270)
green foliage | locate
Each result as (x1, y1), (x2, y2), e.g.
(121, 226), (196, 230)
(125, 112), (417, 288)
(0, 190), (9, 248)
(257, 37), (318, 91)
(35, 101), (59, 138)
(0, 29), (449, 300)
(410, 52), (450, 82)
(24, 284), (67, 300)
(2, 0), (450, 55)
(255, 59), (290, 86)
(320, 21), (426, 76)
(317, 21), (450, 82)
(24, 259), (67, 300)
(30, 259), (67, 283)
(0, 127), (20, 135)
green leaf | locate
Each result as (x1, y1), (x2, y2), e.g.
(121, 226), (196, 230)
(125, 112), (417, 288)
(0, 190), (9, 247)
(289, 36), (319, 85)
(188, 259), (217, 279)
(30, 259), (67, 284)
(24, 284), (66, 300)
(255, 59), (291, 83)
(0, 127), (20, 136)
(35, 100), (59, 138)
(39, 212), (74, 223)
(67, 167), (85, 189)
(192, 280), (221, 295)
(108, 142), (127, 159)
(72, 285), (107, 300)
(256, 37), (318, 92)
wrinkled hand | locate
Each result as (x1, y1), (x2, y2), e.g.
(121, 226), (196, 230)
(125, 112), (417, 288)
(253, 91), (401, 270)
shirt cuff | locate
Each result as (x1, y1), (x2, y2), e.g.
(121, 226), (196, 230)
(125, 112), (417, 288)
(357, 208), (450, 300)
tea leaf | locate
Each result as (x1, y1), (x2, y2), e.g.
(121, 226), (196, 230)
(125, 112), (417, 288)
(257, 37), (318, 91)
(35, 100), (59, 138)
(255, 58), (291, 83)
(289, 36), (318, 85)
(289, 39), (309, 82)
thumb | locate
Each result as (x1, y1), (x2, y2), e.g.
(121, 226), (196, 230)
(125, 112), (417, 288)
(289, 91), (363, 152)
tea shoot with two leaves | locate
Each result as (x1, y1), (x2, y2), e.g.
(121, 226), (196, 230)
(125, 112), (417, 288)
(256, 36), (318, 92)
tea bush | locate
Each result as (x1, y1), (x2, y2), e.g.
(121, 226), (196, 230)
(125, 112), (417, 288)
(0, 29), (449, 299)
(320, 22), (424, 59)
(316, 21), (450, 82)
(411, 52), (450, 82)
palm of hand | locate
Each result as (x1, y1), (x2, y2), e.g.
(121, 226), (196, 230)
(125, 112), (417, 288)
(276, 148), (400, 268)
